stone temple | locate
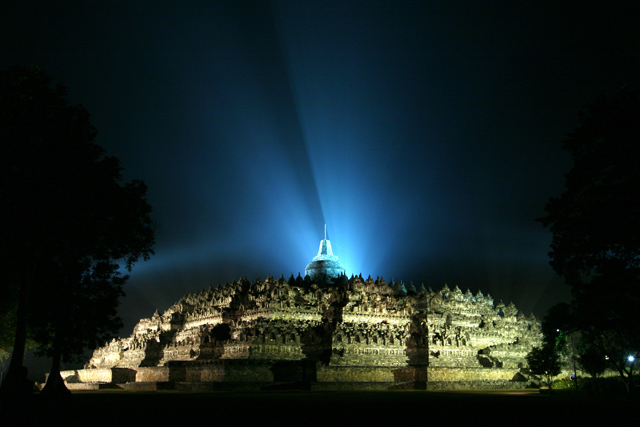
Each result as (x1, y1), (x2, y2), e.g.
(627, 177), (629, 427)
(61, 232), (542, 390)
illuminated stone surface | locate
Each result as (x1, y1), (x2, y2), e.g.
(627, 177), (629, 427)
(304, 235), (346, 281)
(61, 241), (543, 390)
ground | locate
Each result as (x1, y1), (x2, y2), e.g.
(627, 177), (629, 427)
(0, 390), (637, 426)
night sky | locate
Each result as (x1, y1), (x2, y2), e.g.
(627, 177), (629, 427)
(2, 1), (639, 342)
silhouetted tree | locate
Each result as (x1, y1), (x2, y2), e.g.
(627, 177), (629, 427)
(570, 264), (639, 392)
(539, 89), (640, 393)
(526, 303), (572, 390)
(539, 303), (572, 342)
(577, 343), (606, 382)
(527, 344), (562, 390)
(0, 290), (18, 363)
(538, 302), (584, 389)
(0, 66), (154, 396)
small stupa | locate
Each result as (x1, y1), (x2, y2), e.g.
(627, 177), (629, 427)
(304, 225), (346, 281)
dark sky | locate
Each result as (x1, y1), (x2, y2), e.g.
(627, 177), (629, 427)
(2, 0), (639, 339)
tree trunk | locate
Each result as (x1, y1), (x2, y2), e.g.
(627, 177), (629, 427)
(0, 280), (29, 396)
(40, 330), (71, 398)
(613, 359), (632, 394)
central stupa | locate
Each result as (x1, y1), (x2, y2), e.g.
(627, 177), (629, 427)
(304, 225), (346, 281)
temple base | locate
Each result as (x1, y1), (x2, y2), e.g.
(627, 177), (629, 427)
(60, 361), (533, 391)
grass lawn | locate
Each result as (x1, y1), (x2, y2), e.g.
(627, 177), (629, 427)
(1, 389), (637, 426)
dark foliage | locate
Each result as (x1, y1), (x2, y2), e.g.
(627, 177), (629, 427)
(539, 90), (640, 285)
(577, 344), (607, 379)
(526, 344), (561, 389)
(539, 90), (640, 392)
(0, 66), (154, 395)
(525, 302), (569, 389)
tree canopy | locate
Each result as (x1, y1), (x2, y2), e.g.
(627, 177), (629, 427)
(539, 90), (640, 285)
(526, 344), (561, 390)
(539, 89), (640, 392)
(0, 66), (155, 396)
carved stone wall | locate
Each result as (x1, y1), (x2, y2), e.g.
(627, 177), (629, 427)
(69, 275), (541, 389)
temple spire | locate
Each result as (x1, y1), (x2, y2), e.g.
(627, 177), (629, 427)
(305, 224), (346, 281)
